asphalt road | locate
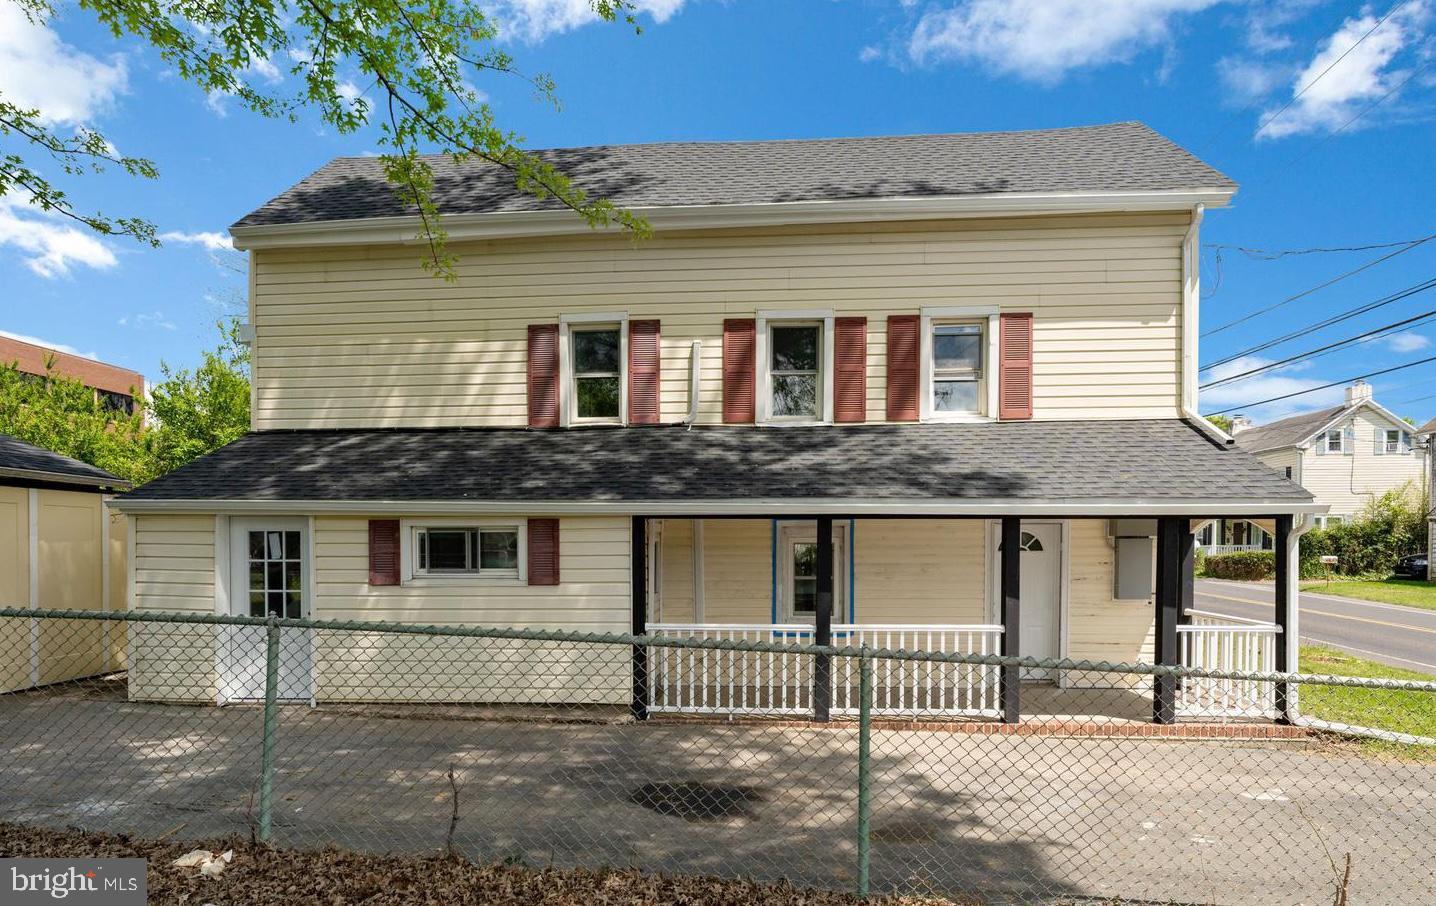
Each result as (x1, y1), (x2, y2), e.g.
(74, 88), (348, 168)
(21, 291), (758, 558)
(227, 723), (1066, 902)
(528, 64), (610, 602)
(1195, 578), (1436, 674)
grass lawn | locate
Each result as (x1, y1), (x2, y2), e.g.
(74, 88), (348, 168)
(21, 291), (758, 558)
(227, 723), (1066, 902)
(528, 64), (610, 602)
(1299, 578), (1436, 611)
(1299, 644), (1436, 756)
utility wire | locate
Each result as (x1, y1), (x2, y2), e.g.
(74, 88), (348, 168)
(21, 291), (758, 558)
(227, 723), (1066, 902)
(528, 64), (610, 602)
(1202, 275), (1436, 370)
(1201, 306), (1436, 389)
(1207, 353), (1436, 415)
(1204, 232), (1436, 260)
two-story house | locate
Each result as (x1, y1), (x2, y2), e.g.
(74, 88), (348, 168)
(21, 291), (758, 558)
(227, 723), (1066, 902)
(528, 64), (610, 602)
(112, 122), (1320, 725)
(1205, 381), (1425, 553)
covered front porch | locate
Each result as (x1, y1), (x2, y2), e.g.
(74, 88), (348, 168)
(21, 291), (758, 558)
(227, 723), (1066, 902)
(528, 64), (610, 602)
(631, 515), (1298, 727)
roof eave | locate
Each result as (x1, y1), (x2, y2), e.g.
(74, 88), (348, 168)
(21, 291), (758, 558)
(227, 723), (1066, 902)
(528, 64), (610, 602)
(230, 187), (1237, 250)
(0, 465), (131, 491)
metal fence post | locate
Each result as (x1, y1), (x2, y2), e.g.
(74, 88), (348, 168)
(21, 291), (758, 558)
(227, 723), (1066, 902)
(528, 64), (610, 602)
(259, 616), (280, 844)
(856, 647), (872, 897)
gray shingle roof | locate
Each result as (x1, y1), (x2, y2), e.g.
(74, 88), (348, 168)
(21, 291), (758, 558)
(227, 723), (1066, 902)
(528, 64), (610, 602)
(233, 122), (1235, 229)
(122, 420), (1308, 506)
(0, 434), (128, 490)
(1232, 405), (1348, 453)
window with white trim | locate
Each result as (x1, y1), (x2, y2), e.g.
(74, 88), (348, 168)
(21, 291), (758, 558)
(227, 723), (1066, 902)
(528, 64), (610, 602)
(930, 322), (985, 415)
(1325, 428), (1343, 453)
(570, 325), (622, 422)
(413, 525), (520, 577)
(1386, 428), (1405, 453)
(768, 323), (823, 420)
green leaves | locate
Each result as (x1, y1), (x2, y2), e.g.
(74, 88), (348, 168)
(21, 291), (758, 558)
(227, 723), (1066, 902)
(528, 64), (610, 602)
(4, 0), (649, 274)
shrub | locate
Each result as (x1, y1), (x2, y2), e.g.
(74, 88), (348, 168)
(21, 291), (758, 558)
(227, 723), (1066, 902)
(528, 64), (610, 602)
(1193, 546), (1207, 578)
(1204, 550), (1275, 581)
(1301, 484), (1427, 579)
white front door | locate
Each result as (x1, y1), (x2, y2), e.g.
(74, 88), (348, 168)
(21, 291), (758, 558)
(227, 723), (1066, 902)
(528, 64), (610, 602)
(223, 518), (313, 702)
(777, 522), (848, 626)
(991, 522), (1063, 681)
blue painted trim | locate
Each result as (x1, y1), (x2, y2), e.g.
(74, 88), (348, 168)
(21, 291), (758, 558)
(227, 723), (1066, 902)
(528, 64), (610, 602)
(848, 518), (856, 623)
(769, 519), (779, 626)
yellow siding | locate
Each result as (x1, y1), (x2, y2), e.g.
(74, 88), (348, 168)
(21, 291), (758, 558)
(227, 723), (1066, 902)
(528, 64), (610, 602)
(853, 519), (986, 623)
(106, 508), (128, 669)
(129, 514), (217, 702)
(35, 490), (106, 684)
(251, 212), (1188, 429)
(1272, 409), (1426, 517)
(657, 518), (696, 623)
(311, 515), (629, 703)
(699, 519), (773, 623)
(0, 487), (29, 692)
(1066, 520), (1154, 680)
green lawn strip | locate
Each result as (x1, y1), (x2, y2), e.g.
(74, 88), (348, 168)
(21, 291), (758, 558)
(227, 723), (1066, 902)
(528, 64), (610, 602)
(1299, 578), (1436, 611)
(1298, 645), (1436, 757)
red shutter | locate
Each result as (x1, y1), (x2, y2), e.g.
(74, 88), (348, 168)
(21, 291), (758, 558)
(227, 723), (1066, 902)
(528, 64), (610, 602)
(528, 518), (560, 586)
(999, 312), (1034, 420)
(833, 317), (867, 423)
(368, 519), (400, 586)
(527, 324), (560, 428)
(628, 319), (661, 425)
(722, 318), (756, 424)
(886, 315), (919, 422)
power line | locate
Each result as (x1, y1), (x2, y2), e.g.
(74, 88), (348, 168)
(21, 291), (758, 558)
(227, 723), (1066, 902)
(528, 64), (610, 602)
(1206, 352), (1436, 415)
(1204, 232), (1436, 260)
(1201, 238), (1435, 337)
(1202, 275), (1436, 371)
(1200, 306), (1436, 389)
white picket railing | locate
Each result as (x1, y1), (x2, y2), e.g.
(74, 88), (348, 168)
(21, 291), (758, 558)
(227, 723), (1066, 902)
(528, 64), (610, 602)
(1200, 544), (1266, 556)
(646, 623), (1004, 718)
(1177, 610), (1281, 719)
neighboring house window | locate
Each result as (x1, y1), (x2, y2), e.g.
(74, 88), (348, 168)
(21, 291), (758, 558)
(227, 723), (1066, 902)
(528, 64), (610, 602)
(931, 323), (985, 415)
(413, 525), (520, 578)
(1383, 428), (1410, 453)
(1325, 429), (1343, 454)
(570, 325), (622, 422)
(768, 323), (822, 420)
(1284, 466), (1293, 479)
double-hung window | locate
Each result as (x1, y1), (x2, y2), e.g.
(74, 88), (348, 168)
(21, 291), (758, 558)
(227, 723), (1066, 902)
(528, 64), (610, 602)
(570, 325), (622, 423)
(1385, 429), (1407, 453)
(769, 323), (822, 420)
(413, 525), (520, 578)
(1325, 429), (1343, 454)
(931, 323), (984, 415)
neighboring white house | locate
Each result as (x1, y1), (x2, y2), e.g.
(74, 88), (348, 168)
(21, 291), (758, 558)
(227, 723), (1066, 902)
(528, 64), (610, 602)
(1411, 415), (1436, 580)
(1208, 381), (1425, 553)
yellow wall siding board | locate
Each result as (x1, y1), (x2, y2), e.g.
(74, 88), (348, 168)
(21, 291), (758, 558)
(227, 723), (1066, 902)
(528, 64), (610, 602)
(656, 519), (696, 623)
(128, 514), (217, 703)
(699, 520), (773, 623)
(1066, 520), (1155, 684)
(0, 487), (29, 691)
(853, 520), (986, 623)
(36, 491), (106, 684)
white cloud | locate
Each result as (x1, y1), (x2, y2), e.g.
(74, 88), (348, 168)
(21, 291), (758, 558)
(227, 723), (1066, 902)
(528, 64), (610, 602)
(1217, 56), (1292, 104)
(158, 230), (233, 251)
(0, 5), (128, 127)
(1257, 1), (1432, 139)
(492, 0), (687, 42)
(858, 45), (883, 63)
(905, 0), (1223, 83)
(1385, 331), (1432, 353)
(0, 194), (118, 278)
(0, 329), (97, 360)
(1199, 355), (1344, 421)
(117, 311), (178, 331)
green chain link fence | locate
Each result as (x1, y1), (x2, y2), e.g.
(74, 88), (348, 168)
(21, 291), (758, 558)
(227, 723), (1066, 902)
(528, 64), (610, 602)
(3, 607), (1436, 904)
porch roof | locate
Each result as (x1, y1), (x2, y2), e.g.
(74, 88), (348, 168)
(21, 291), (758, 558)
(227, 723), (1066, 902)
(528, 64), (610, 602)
(116, 419), (1316, 516)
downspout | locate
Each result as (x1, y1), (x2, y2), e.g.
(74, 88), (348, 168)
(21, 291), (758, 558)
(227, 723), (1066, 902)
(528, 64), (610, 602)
(682, 339), (701, 428)
(1179, 203), (1233, 445)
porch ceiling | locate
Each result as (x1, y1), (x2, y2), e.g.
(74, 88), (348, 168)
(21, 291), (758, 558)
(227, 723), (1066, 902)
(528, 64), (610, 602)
(118, 419), (1314, 515)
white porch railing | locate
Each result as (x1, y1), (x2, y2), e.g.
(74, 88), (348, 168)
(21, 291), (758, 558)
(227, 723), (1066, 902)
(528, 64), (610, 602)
(1200, 544), (1265, 556)
(646, 623), (1004, 719)
(1177, 609), (1281, 719)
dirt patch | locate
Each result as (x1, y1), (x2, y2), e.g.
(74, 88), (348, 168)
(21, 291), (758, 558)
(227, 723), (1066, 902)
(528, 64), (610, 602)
(0, 821), (950, 905)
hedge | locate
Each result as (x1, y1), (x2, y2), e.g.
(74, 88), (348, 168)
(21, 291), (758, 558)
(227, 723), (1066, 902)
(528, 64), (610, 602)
(1203, 550), (1275, 581)
(1299, 484), (1427, 579)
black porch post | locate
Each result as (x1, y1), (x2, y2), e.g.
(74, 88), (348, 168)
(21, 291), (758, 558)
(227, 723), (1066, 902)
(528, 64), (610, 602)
(813, 516), (834, 722)
(1153, 517), (1183, 724)
(999, 516), (1021, 724)
(631, 516), (649, 721)
(1177, 524), (1196, 626)
(1273, 514), (1294, 723)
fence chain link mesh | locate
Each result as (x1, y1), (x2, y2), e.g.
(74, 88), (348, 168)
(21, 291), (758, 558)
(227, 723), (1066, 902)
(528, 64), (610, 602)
(2, 608), (1434, 905)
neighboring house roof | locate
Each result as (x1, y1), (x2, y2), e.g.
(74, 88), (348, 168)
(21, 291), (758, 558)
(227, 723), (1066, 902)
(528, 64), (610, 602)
(0, 335), (144, 398)
(1234, 400), (1412, 454)
(233, 122), (1235, 230)
(118, 420), (1310, 513)
(1415, 417), (1436, 436)
(0, 434), (130, 491)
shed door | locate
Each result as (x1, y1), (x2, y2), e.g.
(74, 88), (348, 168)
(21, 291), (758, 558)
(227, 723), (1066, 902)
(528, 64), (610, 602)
(222, 518), (313, 702)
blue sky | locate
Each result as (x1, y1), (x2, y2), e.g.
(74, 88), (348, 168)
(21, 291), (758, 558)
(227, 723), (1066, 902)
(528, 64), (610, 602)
(2, 0), (1434, 425)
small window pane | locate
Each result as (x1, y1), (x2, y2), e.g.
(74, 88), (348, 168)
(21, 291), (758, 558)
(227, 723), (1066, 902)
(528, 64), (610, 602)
(285, 591), (302, 619)
(249, 564), (264, 592)
(576, 376), (621, 419)
(793, 578), (817, 614)
(573, 329), (620, 373)
(267, 591), (285, 615)
(266, 562), (283, 591)
(933, 380), (979, 413)
(771, 326), (819, 371)
(249, 532), (265, 559)
(934, 325), (982, 371)
(285, 531), (300, 557)
(480, 531), (519, 571)
(249, 591), (265, 617)
(423, 530), (473, 572)
(285, 566), (302, 591)
(772, 373), (818, 417)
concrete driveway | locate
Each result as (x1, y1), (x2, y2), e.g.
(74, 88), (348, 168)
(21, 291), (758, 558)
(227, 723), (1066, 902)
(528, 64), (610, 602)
(3, 681), (1435, 905)
(1196, 578), (1436, 673)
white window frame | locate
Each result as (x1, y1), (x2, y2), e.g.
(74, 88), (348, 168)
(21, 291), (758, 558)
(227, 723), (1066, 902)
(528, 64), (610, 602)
(401, 518), (527, 583)
(1384, 428), (1406, 454)
(1324, 428), (1344, 454)
(775, 521), (849, 624)
(559, 313), (628, 427)
(756, 310), (834, 425)
(920, 306), (1000, 422)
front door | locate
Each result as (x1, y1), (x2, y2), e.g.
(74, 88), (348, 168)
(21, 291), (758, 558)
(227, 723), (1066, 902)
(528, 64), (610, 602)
(223, 518), (313, 701)
(991, 522), (1062, 681)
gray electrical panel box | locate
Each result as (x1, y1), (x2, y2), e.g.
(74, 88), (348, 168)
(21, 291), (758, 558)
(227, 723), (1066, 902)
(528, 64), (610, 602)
(1114, 537), (1154, 600)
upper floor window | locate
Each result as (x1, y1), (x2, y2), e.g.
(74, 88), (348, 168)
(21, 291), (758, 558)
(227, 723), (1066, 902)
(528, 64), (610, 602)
(1325, 428), (1343, 453)
(570, 325), (621, 423)
(769, 323), (822, 420)
(931, 323), (984, 415)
